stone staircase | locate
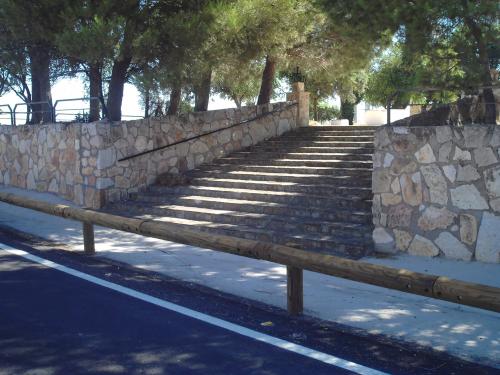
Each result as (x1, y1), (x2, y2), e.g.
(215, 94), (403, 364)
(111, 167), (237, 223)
(104, 126), (377, 259)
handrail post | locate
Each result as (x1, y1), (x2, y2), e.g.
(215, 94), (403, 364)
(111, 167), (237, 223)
(13, 104), (18, 126)
(52, 100), (58, 123)
(0, 105), (14, 126)
(83, 222), (95, 255)
(9, 105), (14, 126)
(287, 266), (303, 315)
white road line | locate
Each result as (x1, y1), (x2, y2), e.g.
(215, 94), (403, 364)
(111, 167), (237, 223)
(1, 245), (389, 375)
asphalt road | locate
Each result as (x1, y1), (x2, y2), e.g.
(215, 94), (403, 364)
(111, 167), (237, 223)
(0, 230), (497, 375)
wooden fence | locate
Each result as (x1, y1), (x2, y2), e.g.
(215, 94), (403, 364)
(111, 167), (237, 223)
(0, 191), (499, 315)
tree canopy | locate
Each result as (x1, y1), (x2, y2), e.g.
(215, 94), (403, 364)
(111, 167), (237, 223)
(0, 0), (497, 122)
(320, 0), (499, 121)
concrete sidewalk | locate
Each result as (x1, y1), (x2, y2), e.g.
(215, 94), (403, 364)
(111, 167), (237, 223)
(0, 186), (499, 368)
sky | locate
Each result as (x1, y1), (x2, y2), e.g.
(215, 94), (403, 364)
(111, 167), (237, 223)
(0, 75), (238, 125)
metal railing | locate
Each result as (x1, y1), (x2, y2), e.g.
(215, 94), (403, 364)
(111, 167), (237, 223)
(0, 191), (498, 315)
(13, 101), (53, 125)
(53, 97), (100, 122)
(118, 102), (298, 162)
(0, 104), (13, 126)
(2, 97), (121, 125)
(385, 84), (499, 125)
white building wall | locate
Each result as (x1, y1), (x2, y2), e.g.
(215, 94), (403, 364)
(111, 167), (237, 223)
(355, 102), (410, 126)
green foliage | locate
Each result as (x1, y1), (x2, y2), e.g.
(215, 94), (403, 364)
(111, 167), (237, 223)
(55, 2), (124, 65)
(0, 0), (74, 47)
(176, 99), (194, 115)
(130, 66), (167, 116)
(73, 112), (90, 123)
(0, 0), (71, 87)
(319, 0), (499, 93)
(364, 48), (418, 108)
(222, 0), (311, 63)
(3, 0), (496, 122)
(311, 102), (340, 122)
(144, 0), (218, 84)
(212, 59), (264, 107)
(0, 47), (30, 102)
(340, 101), (355, 124)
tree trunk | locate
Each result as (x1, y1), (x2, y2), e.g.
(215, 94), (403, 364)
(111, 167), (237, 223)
(106, 57), (132, 121)
(312, 96), (318, 121)
(194, 70), (212, 112)
(464, 11), (496, 123)
(88, 63), (101, 122)
(29, 47), (52, 124)
(167, 85), (182, 115)
(18, 79), (32, 125)
(25, 107), (31, 125)
(144, 89), (150, 118)
(257, 56), (276, 105)
(231, 95), (242, 109)
(99, 80), (108, 119)
(482, 88), (496, 124)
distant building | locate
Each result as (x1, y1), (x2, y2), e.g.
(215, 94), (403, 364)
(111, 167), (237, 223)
(354, 101), (411, 126)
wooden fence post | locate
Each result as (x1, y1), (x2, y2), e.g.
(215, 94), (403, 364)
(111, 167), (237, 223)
(83, 222), (95, 255)
(287, 266), (303, 315)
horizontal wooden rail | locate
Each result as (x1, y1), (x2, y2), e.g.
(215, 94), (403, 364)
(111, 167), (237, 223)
(0, 191), (499, 314)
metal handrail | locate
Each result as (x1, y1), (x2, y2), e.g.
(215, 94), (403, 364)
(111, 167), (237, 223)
(385, 84), (500, 125)
(0, 104), (13, 126)
(53, 97), (99, 121)
(118, 102), (298, 162)
(7, 97), (102, 125)
(13, 101), (53, 125)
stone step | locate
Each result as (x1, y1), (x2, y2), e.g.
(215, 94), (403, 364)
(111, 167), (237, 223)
(300, 126), (379, 131)
(104, 204), (370, 257)
(111, 201), (372, 238)
(199, 164), (373, 176)
(252, 145), (374, 154)
(215, 157), (372, 169)
(140, 186), (372, 210)
(127, 195), (372, 224)
(102, 124), (378, 259)
(280, 135), (374, 141)
(189, 177), (373, 197)
(187, 170), (372, 187)
(260, 140), (375, 148)
(230, 151), (374, 161)
(293, 130), (375, 136)
(191, 224), (369, 258)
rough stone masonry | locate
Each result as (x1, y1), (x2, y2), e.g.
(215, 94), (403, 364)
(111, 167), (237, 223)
(372, 124), (500, 263)
(0, 101), (298, 209)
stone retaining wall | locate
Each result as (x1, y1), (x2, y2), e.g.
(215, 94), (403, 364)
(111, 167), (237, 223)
(372, 125), (500, 263)
(0, 102), (298, 208)
(0, 122), (81, 203)
(372, 124), (500, 263)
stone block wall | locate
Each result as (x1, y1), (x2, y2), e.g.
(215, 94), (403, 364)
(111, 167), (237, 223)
(0, 101), (298, 208)
(372, 124), (500, 263)
(0, 122), (82, 203)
